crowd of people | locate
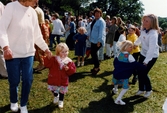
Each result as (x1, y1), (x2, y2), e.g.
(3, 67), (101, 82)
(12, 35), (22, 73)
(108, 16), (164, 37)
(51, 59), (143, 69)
(0, 0), (164, 112)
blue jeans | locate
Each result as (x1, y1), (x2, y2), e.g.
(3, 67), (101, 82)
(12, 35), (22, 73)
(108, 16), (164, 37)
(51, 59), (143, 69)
(6, 56), (34, 107)
(50, 34), (61, 48)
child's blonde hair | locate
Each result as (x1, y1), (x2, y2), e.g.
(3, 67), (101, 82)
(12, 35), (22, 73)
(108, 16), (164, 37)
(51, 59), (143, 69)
(55, 43), (69, 55)
(77, 27), (87, 34)
(118, 40), (133, 52)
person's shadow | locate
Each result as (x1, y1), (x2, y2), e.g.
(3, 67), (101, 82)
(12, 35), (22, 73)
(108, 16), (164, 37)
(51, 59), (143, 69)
(79, 70), (148, 113)
(0, 103), (59, 113)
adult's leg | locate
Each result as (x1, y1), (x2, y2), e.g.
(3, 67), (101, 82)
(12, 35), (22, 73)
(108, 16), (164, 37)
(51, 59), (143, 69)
(49, 34), (56, 49)
(91, 43), (101, 68)
(56, 35), (61, 44)
(138, 54), (157, 91)
(20, 56), (34, 107)
(6, 58), (21, 103)
(113, 41), (117, 58)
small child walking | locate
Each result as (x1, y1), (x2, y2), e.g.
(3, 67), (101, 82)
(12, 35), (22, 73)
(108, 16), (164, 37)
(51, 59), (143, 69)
(73, 27), (88, 66)
(112, 40), (145, 105)
(44, 43), (76, 109)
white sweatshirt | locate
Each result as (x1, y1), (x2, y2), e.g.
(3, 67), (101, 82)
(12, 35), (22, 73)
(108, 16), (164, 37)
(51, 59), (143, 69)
(51, 18), (65, 35)
(0, 2), (4, 18)
(0, 1), (48, 58)
(134, 29), (159, 64)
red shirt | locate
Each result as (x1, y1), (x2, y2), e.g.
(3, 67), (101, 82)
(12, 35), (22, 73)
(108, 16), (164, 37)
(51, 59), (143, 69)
(44, 56), (76, 86)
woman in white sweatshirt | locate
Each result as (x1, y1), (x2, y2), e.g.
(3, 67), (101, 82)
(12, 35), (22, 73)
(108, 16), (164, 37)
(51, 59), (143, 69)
(134, 14), (159, 98)
(0, 0), (51, 113)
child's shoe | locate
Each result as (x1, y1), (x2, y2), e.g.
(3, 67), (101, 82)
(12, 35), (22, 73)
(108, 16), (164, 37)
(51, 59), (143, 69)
(81, 62), (84, 66)
(10, 103), (19, 112)
(115, 99), (126, 105)
(58, 101), (64, 109)
(53, 96), (59, 104)
(77, 62), (80, 67)
(20, 106), (28, 113)
(112, 88), (118, 94)
(135, 90), (144, 95)
(144, 90), (152, 98)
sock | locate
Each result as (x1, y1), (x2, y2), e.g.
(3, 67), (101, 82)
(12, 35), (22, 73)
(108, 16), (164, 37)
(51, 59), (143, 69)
(117, 89), (128, 100)
(52, 91), (59, 97)
(114, 85), (118, 90)
(59, 93), (64, 101)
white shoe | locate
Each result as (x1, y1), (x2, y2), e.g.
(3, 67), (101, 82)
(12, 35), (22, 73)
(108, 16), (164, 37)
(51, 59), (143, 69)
(53, 96), (59, 104)
(81, 62), (84, 66)
(115, 99), (126, 105)
(77, 62), (80, 67)
(144, 91), (152, 98)
(136, 90), (144, 95)
(112, 88), (118, 94)
(20, 106), (28, 113)
(10, 103), (19, 112)
(58, 101), (64, 109)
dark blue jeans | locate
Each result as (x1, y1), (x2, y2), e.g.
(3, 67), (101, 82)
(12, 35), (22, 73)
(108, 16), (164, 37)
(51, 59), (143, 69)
(49, 34), (61, 48)
(6, 56), (34, 107)
(138, 54), (157, 91)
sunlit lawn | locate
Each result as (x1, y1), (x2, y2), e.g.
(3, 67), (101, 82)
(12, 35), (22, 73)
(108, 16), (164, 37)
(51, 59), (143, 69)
(0, 47), (167, 113)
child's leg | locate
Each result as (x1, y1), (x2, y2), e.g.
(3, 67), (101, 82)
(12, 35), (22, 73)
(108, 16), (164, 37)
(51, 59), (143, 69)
(115, 79), (129, 105)
(77, 56), (81, 66)
(112, 78), (118, 94)
(52, 91), (59, 104)
(59, 93), (64, 101)
(81, 56), (85, 66)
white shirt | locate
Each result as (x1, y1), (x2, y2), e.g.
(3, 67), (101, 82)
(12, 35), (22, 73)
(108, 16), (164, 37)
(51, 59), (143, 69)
(134, 29), (159, 64)
(52, 18), (65, 35)
(0, 1), (48, 58)
(0, 2), (4, 18)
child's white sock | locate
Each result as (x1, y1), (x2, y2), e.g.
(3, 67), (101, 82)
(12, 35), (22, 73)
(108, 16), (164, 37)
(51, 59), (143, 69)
(117, 88), (128, 100)
(114, 85), (118, 90)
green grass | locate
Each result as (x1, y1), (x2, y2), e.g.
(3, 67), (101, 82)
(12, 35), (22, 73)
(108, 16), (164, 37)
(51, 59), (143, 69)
(0, 49), (167, 113)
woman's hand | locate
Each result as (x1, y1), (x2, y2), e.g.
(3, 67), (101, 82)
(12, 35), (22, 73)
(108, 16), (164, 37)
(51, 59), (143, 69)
(3, 46), (13, 60)
(45, 49), (52, 59)
(97, 42), (101, 47)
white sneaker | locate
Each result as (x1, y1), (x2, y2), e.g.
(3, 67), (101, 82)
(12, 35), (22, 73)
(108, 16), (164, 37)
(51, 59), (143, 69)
(81, 62), (84, 66)
(10, 103), (19, 112)
(136, 90), (144, 95)
(112, 88), (118, 94)
(77, 62), (80, 67)
(115, 99), (126, 105)
(20, 106), (28, 113)
(53, 96), (59, 104)
(58, 101), (64, 109)
(144, 91), (152, 98)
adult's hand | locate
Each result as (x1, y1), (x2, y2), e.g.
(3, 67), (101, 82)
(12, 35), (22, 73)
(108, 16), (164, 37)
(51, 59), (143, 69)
(45, 49), (52, 59)
(3, 46), (13, 60)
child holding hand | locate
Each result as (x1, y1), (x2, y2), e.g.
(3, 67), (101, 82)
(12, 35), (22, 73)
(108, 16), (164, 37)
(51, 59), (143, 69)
(44, 43), (76, 109)
(112, 40), (145, 105)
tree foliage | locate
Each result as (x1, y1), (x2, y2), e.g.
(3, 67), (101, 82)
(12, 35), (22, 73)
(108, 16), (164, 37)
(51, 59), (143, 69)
(1, 0), (167, 29)
(89, 0), (144, 24)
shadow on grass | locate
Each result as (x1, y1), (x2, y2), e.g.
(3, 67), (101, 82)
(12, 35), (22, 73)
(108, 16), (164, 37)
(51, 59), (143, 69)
(29, 103), (58, 113)
(0, 104), (12, 113)
(80, 95), (148, 113)
(79, 70), (148, 113)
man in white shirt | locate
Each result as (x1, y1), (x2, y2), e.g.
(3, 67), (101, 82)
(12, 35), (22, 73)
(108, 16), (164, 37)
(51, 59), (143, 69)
(49, 13), (65, 50)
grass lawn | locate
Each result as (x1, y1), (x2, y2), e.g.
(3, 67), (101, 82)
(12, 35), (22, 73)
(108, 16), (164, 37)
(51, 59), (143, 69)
(0, 47), (167, 113)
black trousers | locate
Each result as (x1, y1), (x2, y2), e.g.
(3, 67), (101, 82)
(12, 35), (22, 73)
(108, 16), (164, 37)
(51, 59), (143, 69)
(90, 43), (102, 68)
(138, 54), (157, 91)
